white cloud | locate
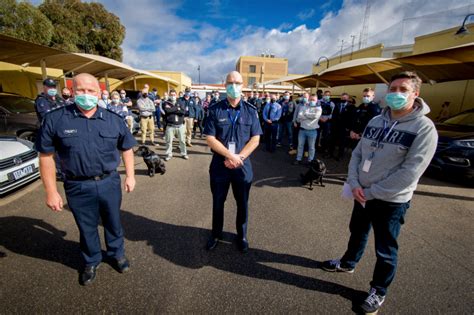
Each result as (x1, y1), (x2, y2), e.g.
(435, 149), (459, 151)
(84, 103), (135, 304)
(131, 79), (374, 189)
(297, 9), (316, 21)
(104, 0), (474, 84)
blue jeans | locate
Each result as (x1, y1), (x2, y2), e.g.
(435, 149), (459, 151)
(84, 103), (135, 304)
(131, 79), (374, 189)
(155, 110), (161, 129)
(341, 199), (410, 296)
(296, 128), (317, 161)
(277, 121), (293, 146)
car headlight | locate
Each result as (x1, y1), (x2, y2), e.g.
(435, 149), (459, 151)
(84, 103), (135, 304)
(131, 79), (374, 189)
(453, 139), (474, 148)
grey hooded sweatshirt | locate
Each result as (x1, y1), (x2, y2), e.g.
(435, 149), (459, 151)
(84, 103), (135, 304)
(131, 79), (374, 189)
(347, 97), (438, 203)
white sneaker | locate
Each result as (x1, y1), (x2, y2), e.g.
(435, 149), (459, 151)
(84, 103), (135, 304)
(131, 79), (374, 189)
(360, 288), (385, 314)
(182, 155), (189, 160)
(164, 156), (171, 161)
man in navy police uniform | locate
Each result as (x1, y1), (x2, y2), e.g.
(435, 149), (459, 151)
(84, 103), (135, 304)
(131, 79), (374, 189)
(204, 71), (262, 253)
(36, 73), (137, 286)
(34, 78), (65, 122)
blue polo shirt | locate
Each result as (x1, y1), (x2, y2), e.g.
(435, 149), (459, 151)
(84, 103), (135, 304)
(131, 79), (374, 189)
(36, 104), (137, 178)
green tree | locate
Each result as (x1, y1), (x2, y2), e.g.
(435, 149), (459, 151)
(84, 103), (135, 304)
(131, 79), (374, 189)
(0, 0), (54, 46)
(39, 0), (125, 61)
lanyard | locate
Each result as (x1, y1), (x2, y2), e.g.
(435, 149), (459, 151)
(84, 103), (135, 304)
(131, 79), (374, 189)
(227, 108), (241, 142)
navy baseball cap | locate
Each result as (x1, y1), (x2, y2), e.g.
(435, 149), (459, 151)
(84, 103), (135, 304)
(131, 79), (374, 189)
(43, 78), (57, 87)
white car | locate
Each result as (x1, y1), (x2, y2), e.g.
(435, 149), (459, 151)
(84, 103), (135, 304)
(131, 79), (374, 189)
(0, 136), (40, 196)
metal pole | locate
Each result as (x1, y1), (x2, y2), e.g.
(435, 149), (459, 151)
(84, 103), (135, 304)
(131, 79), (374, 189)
(350, 35), (356, 60)
(339, 40), (345, 63)
(40, 59), (47, 80)
(198, 65), (201, 85)
(105, 73), (110, 91)
(459, 80), (470, 113)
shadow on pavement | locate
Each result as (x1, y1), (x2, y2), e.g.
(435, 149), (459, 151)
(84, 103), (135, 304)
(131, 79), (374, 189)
(121, 210), (366, 306)
(414, 190), (474, 201)
(0, 216), (81, 270)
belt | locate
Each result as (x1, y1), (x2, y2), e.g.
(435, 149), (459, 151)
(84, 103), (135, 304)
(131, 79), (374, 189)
(66, 171), (113, 181)
(141, 115), (152, 118)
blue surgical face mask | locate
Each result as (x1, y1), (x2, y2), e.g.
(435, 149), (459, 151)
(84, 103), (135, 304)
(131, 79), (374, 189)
(302, 97), (308, 103)
(284, 95), (290, 100)
(385, 92), (409, 110)
(309, 101), (317, 106)
(323, 95), (330, 101)
(226, 84), (241, 99)
(75, 94), (98, 110)
(47, 88), (57, 97)
(362, 96), (371, 104)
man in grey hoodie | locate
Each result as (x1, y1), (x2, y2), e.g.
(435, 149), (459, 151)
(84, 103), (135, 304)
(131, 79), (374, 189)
(321, 72), (438, 314)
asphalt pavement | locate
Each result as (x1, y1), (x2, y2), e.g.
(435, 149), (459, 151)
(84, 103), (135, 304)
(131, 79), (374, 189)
(1, 135), (473, 314)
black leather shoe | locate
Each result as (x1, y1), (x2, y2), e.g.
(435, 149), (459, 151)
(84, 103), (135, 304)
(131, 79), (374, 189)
(114, 257), (130, 273)
(237, 238), (249, 253)
(80, 265), (99, 286)
(206, 237), (220, 251)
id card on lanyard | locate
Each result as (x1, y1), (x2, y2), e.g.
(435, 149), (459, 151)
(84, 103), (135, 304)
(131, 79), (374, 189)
(363, 120), (398, 172)
(227, 107), (241, 154)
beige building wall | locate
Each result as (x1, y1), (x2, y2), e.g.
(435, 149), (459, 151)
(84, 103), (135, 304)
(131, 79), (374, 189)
(309, 25), (474, 117)
(150, 71), (192, 92)
(0, 62), (64, 99)
(236, 56), (288, 88)
(110, 70), (190, 95)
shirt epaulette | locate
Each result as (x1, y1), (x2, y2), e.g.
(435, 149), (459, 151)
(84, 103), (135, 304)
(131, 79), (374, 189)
(243, 101), (257, 111)
(43, 104), (67, 116)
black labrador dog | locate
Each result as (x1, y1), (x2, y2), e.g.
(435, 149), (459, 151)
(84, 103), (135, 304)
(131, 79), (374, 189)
(135, 146), (166, 177)
(300, 159), (326, 190)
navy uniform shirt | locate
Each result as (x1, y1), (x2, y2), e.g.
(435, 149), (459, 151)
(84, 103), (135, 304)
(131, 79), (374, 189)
(36, 104), (137, 178)
(34, 93), (65, 122)
(204, 99), (262, 181)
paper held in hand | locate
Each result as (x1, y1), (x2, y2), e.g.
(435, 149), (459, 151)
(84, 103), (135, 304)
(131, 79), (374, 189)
(341, 182), (365, 208)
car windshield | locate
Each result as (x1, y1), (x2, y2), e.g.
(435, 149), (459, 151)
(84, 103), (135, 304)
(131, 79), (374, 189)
(0, 95), (35, 113)
(443, 111), (474, 127)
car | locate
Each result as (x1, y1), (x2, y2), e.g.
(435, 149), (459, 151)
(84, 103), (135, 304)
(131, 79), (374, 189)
(428, 108), (474, 181)
(0, 136), (40, 196)
(0, 93), (40, 143)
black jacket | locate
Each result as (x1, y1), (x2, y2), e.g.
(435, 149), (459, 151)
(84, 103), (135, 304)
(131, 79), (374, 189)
(163, 100), (185, 125)
(351, 102), (381, 134)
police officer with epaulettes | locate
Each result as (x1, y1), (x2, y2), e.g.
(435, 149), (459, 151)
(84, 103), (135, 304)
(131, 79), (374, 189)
(34, 78), (65, 122)
(36, 73), (137, 286)
(204, 71), (262, 253)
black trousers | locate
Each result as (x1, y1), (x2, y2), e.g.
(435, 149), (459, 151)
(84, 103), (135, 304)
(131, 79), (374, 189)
(210, 176), (252, 240)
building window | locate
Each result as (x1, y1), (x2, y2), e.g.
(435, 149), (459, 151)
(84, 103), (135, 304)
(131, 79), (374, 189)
(249, 65), (256, 73)
(248, 77), (256, 86)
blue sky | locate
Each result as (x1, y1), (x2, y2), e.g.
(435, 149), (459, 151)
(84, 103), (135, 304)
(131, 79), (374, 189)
(31, 0), (474, 83)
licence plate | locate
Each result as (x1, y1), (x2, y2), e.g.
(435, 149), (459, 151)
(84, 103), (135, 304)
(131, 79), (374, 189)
(12, 164), (34, 180)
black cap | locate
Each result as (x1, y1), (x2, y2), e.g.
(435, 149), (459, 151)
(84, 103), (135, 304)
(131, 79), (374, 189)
(185, 87), (191, 93)
(43, 78), (57, 87)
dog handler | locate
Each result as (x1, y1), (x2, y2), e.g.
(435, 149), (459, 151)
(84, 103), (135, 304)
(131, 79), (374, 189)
(36, 73), (137, 286)
(204, 71), (262, 253)
(321, 72), (438, 314)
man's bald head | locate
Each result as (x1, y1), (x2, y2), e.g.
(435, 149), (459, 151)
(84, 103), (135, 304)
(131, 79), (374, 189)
(225, 71), (243, 85)
(73, 73), (100, 97)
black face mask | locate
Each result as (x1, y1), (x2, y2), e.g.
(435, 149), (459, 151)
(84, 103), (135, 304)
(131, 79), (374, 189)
(62, 94), (70, 100)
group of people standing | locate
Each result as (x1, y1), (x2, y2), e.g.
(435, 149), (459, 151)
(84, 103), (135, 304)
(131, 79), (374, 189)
(241, 87), (381, 165)
(34, 70), (438, 315)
